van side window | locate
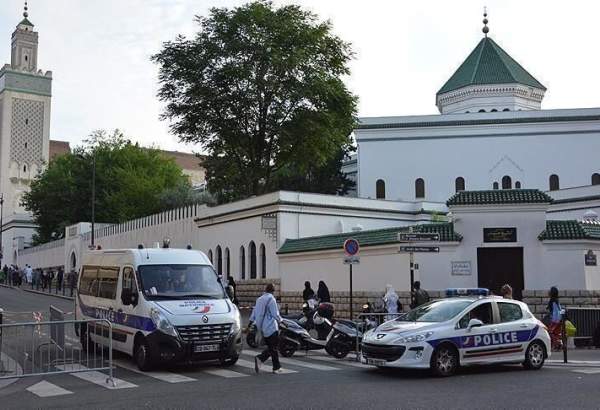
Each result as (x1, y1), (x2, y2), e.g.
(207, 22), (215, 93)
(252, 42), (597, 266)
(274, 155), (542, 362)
(79, 266), (99, 296)
(97, 267), (119, 299)
(122, 267), (138, 293)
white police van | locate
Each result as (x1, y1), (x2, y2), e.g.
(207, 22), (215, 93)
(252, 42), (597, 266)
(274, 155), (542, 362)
(361, 288), (551, 376)
(75, 246), (242, 370)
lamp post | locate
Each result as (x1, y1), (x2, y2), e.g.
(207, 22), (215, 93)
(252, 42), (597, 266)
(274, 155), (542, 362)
(0, 194), (3, 266)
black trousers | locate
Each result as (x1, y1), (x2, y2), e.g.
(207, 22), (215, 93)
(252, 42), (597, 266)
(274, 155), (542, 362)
(258, 331), (281, 371)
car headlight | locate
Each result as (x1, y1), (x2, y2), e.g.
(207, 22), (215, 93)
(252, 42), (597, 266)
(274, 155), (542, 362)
(150, 307), (179, 338)
(393, 331), (434, 344)
(230, 310), (241, 334)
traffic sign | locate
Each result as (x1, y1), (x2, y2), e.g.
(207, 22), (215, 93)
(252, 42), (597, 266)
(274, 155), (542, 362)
(398, 246), (440, 253)
(398, 232), (440, 242)
(343, 255), (360, 265)
(343, 238), (360, 256)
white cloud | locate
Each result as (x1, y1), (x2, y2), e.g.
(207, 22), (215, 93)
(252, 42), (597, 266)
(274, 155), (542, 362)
(1, 0), (598, 153)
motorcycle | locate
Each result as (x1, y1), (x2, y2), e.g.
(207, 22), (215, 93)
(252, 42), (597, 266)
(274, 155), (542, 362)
(324, 303), (379, 359)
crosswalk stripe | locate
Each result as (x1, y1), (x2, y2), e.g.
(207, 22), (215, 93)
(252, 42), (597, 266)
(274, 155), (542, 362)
(26, 381), (73, 397)
(55, 364), (137, 389)
(572, 369), (600, 374)
(113, 359), (196, 383)
(235, 358), (297, 374)
(203, 368), (249, 378)
(241, 351), (339, 371)
(302, 354), (368, 368)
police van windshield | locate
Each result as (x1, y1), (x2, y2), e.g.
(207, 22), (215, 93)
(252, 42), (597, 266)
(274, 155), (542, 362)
(399, 299), (473, 322)
(138, 264), (225, 300)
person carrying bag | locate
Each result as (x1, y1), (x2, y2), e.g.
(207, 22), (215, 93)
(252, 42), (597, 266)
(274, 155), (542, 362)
(251, 283), (284, 374)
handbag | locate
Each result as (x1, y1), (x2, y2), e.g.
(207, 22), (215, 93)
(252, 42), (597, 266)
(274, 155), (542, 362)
(254, 297), (272, 347)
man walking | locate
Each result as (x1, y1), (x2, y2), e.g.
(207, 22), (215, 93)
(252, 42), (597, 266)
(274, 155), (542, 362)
(410, 281), (430, 309)
(251, 283), (284, 374)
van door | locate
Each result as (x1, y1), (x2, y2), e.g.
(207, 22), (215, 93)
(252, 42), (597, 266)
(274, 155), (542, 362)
(117, 266), (142, 355)
(93, 266), (120, 348)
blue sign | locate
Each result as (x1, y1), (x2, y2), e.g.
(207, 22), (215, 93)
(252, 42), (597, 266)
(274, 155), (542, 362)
(343, 238), (360, 256)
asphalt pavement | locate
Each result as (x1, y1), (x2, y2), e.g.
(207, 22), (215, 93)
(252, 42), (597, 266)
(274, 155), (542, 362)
(1, 286), (600, 410)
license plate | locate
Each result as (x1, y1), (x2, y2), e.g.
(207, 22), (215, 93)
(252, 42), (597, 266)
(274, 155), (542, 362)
(366, 358), (386, 366)
(194, 344), (220, 353)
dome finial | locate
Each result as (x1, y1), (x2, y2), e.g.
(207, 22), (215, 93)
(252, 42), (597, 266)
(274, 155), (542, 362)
(482, 7), (489, 37)
(23, 1), (28, 18)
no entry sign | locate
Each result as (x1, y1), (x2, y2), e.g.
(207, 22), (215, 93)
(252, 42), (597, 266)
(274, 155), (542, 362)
(343, 238), (360, 256)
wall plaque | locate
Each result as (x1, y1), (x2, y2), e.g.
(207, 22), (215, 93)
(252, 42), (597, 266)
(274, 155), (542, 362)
(483, 227), (517, 243)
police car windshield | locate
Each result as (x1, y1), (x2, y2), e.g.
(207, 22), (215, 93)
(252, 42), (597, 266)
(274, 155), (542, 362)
(399, 299), (474, 322)
(138, 264), (225, 300)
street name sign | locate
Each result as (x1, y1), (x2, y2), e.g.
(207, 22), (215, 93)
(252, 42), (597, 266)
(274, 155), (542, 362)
(397, 232), (440, 242)
(399, 246), (440, 253)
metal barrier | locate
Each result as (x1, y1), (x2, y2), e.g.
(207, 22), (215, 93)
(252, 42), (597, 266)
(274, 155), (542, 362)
(353, 312), (405, 361)
(0, 310), (115, 386)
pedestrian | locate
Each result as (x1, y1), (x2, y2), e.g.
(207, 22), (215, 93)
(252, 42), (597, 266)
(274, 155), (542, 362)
(317, 280), (331, 303)
(69, 269), (77, 296)
(383, 284), (400, 321)
(41, 269), (48, 290)
(57, 267), (64, 291)
(501, 284), (513, 299)
(2, 265), (8, 284)
(227, 275), (238, 305)
(302, 281), (315, 301)
(547, 286), (563, 351)
(25, 265), (33, 284)
(251, 283), (284, 374)
(410, 281), (430, 309)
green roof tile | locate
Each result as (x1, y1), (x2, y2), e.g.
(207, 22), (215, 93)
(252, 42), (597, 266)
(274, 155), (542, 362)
(447, 189), (553, 206)
(538, 220), (600, 241)
(277, 223), (462, 255)
(19, 18), (34, 27)
(437, 37), (545, 95)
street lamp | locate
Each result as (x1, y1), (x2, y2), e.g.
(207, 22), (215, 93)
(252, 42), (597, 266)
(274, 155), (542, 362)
(0, 193), (3, 265)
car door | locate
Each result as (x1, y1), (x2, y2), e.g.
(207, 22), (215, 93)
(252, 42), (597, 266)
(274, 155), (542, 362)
(117, 266), (142, 355)
(454, 301), (504, 364)
(494, 301), (530, 362)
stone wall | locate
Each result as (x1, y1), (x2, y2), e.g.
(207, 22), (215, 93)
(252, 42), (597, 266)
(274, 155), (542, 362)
(522, 290), (600, 317)
(236, 279), (281, 308)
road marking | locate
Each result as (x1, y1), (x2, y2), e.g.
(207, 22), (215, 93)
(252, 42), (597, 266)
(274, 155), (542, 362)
(55, 364), (137, 389)
(26, 380), (73, 397)
(241, 351), (339, 371)
(572, 369), (600, 374)
(235, 358), (297, 374)
(113, 359), (196, 383)
(303, 354), (368, 368)
(203, 368), (249, 378)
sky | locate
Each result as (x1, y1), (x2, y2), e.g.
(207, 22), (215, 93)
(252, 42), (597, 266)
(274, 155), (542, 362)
(1, 0), (599, 154)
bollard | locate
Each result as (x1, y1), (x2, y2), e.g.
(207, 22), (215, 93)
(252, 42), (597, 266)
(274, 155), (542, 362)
(562, 316), (568, 363)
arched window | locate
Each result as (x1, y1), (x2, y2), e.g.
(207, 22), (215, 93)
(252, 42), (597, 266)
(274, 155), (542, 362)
(549, 174), (560, 191)
(216, 245), (222, 275)
(502, 175), (512, 190)
(491, 109), (498, 112)
(592, 173), (600, 186)
(375, 179), (386, 199)
(493, 182), (499, 190)
(260, 244), (266, 279)
(478, 109), (486, 113)
(208, 249), (213, 263)
(239, 246), (246, 280)
(249, 241), (257, 279)
(503, 108), (510, 112)
(415, 178), (425, 199)
(455, 177), (465, 192)
(515, 181), (521, 189)
(225, 248), (230, 276)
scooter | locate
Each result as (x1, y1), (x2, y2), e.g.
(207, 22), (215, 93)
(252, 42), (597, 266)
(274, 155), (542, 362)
(324, 303), (379, 359)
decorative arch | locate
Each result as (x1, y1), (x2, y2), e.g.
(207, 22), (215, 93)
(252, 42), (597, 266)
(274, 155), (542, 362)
(239, 246), (246, 280)
(208, 249), (213, 263)
(249, 241), (257, 279)
(415, 178), (425, 199)
(493, 182), (499, 190)
(70, 251), (77, 271)
(455, 177), (465, 192)
(515, 181), (522, 189)
(502, 175), (512, 190)
(225, 248), (230, 276)
(260, 244), (266, 279)
(375, 179), (386, 199)
(549, 174), (560, 191)
(592, 173), (600, 186)
(216, 245), (222, 275)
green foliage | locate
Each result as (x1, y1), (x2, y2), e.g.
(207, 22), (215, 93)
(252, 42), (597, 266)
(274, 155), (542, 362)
(152, 1), (357, 203)
(22, 130), (203, 245)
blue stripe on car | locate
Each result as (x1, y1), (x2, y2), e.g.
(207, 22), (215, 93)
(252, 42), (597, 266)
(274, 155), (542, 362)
(78, 295), (156, 332)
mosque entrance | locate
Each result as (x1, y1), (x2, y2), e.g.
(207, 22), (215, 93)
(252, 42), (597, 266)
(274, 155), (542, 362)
(477, 247), (524, 300)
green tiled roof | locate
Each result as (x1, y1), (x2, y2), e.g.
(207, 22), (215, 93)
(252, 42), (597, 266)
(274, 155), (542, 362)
(19, 18), (34, 27)
(539, 220), (600, 241)
(447, 189), (553, 206)
(277, 223), (462, 255)
(437, 37), (545, 95)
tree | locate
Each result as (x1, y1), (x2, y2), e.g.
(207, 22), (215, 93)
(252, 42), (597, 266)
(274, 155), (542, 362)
(152, 1), (357, 203)
(22, 130), (201, 245)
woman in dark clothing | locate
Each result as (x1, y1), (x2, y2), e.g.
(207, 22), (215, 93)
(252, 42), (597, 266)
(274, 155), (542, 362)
(303, 281), (315, 301)
(317, 281), (331, 303)
(547, 286), (562, 350)
(227, 276), (238, 305)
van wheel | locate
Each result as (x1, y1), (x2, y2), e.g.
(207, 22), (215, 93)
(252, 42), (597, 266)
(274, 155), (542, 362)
(134, 338), (154, 371)
(523, 341), (546, 370)
(431, 344), (458, 377)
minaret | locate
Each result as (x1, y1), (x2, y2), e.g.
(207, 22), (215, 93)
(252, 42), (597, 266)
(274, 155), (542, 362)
(0, 2), (52, 265)
(11, 2), (38, 72)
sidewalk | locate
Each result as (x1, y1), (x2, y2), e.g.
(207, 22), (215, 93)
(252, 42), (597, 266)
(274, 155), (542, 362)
(547, 349), (600, 367)
(0, 282), (75, 300)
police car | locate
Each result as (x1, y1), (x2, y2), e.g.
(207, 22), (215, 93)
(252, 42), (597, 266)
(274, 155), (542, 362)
(361, 288), (551, 376)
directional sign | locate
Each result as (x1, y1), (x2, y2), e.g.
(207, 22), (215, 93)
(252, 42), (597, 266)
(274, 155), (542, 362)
(398, 232), (440, 242)
(343, 255), (360, 265)
(343, 238), (360, 256)
(399, 246), (440, 253)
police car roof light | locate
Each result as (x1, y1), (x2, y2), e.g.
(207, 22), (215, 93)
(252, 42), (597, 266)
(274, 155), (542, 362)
(445, 288), (489, 298)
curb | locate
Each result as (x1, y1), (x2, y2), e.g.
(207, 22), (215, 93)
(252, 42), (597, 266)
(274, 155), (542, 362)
(22, 288), (75, 301)
(0, 283), (15, 289)
(546, 360), (600, 368)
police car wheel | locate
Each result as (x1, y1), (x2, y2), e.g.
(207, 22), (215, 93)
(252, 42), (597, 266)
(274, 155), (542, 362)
(523, 341), (545, 370)
(135, 339), (154, 371)
(221, 355), (239, 367)
(431, 345), (458, 377)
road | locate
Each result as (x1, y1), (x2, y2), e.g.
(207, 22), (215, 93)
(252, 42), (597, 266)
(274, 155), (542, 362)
(1, 286), (600, 410)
